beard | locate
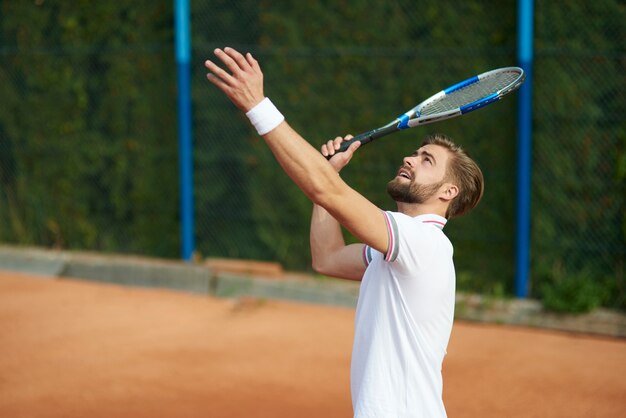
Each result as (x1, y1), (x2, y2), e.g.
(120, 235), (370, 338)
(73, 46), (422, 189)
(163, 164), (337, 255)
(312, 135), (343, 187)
(386, 177), (444, 204)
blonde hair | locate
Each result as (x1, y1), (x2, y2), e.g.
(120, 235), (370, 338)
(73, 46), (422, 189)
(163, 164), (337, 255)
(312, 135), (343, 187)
(422, 133), (484, 219)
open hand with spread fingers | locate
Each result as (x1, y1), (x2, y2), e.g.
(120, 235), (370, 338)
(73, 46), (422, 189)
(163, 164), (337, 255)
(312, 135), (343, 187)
(205, 47), (265, 112)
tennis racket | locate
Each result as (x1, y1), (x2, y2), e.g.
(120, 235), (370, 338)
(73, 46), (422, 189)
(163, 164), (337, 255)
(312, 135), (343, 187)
(327, 67), (525, 158)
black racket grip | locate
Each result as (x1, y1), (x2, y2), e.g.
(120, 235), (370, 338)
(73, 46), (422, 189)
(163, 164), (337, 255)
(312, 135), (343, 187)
(323, 121), (400, 160)
(324, 131), (375, 160)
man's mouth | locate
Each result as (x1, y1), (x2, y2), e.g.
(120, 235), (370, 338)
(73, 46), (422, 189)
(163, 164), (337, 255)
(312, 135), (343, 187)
(397, 168), (412, 180)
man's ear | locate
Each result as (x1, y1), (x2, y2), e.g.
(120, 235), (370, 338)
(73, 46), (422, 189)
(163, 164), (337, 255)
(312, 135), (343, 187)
(440, 183), (459, 202)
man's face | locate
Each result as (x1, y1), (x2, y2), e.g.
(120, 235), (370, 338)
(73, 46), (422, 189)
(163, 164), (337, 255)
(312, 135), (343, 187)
(387, 144), (451, 204)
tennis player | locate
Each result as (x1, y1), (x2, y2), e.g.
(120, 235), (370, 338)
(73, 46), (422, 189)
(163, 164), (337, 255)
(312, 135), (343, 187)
(206, 47), (484, 418)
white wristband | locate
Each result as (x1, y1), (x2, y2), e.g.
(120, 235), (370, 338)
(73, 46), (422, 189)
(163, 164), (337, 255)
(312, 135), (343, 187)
(245, 97), (285, 135)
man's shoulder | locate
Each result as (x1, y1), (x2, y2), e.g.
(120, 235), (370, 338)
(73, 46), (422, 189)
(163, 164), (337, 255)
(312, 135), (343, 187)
(385, 211), (446, 231)
(386, 211), (453, 250)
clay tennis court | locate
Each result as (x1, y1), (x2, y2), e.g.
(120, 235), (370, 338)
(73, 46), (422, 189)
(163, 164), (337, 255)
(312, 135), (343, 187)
(1, 270), (624, 418)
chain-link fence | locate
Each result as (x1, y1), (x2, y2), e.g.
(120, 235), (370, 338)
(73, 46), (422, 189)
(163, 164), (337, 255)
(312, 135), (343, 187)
(0, 1), (179, 257)
(0, 1), (624, 309)
(530, 2), (625, 309)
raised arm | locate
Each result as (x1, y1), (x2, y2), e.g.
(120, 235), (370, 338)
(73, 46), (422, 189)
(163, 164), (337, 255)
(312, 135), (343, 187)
(310, 203), (366, 280)
(310, 136), (367, 281)
(205, 47), (390, 256)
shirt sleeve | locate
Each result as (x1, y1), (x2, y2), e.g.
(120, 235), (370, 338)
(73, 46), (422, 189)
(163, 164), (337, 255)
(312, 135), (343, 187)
(383, 211), (449, 276)
(382, 211), (400, 262)
(362, 244), (374, 267)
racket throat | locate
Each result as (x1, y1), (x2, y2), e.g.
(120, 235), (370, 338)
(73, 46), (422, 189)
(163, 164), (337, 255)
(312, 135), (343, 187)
(397, 114), (411, 129)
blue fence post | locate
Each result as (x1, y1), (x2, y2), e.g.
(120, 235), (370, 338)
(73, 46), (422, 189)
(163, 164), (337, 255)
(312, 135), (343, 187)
(175, 0), (195, 261)
(515, 0), (534, 297)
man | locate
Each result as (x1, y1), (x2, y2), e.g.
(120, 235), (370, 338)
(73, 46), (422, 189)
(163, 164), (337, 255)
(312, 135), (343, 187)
(206, 47), (484, 418)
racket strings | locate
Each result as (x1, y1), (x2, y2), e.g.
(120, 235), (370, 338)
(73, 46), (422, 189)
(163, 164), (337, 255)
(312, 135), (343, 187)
(422, 71), (521, 116)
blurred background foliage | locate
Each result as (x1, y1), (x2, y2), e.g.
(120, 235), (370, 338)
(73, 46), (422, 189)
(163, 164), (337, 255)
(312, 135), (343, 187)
(0, 0), (624, 311)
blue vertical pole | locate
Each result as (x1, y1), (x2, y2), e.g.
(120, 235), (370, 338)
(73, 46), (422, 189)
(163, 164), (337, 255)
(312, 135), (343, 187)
(515, 0), (534, 297)
(175, 0), (194, 261)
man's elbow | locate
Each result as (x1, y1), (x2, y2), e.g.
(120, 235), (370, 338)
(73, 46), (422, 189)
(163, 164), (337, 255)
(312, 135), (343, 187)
(311, 257), (335, 276)
(311, 260), (362, 281)
(311, 258), (326, 275)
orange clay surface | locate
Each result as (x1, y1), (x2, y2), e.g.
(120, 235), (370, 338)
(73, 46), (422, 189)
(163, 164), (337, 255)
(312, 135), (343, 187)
(1, 270), (625, 418)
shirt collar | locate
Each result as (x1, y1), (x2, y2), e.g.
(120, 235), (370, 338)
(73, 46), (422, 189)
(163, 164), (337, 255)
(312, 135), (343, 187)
(414, 214), (447, 230)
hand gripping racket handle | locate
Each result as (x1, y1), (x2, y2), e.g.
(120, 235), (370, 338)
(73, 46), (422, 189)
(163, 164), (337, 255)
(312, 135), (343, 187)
(325, 120), (400, 160)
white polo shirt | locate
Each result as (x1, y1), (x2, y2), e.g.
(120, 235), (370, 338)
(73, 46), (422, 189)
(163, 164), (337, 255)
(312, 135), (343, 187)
(351, 211), (455, 418)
